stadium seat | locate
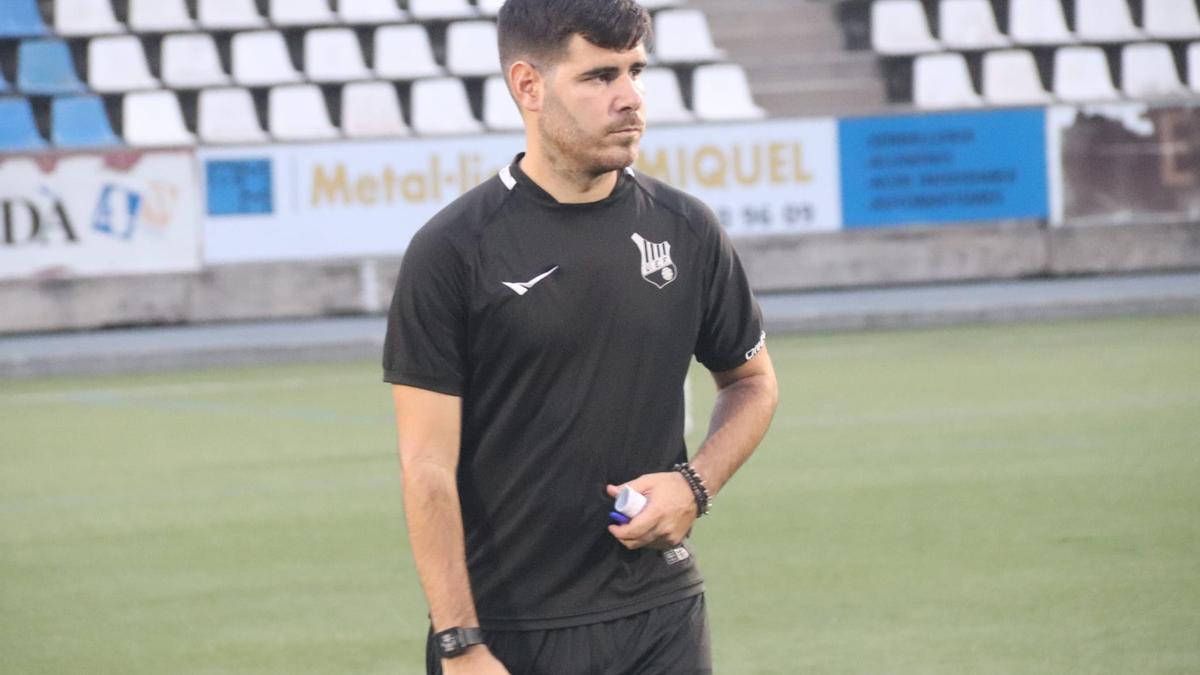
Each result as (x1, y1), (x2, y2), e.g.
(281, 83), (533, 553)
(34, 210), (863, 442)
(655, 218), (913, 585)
(982, 49), (1052, 105)
(446, 21), (501, 76)
(407, 0), (477, 20)
(641, 67), (692, 124)
(162, 33), (230, 88)
(477, 0), (505, 17)
(1144, 0), (1200, 39)
(88, 35), (160, 92)
(691, 64), (765, 121)
(1121, 43), (1188, 99)
(128, 0), (195, 32)
(1009, 0), (1076, 45)
(410, 77), (483, 135)
(123, 90), (195, 146)
(654, 9), (724, 62)
(269, 0), (336, 26)
(232, 30), (302, 86)
(638, 0), (683, 7)
(0, 0), (49, 37)
(337, 0), (407, 23)
(341, 80), (409, 137)
(939, 0), (1010, 49)
(268, 84), (339, 140)
(1189, 43), (1200, 92)
(198, 87), (269, 143)
(197, 0), (267, 29)
(374, 25), (442, 79)
(1075, 0), (1144, 42)
(51, 94), (120, 147)
(913, 53), (982, 108)
(483, 75), (522, 131)
(0, 97), (48, 150)
(870, 0), (941, 55)
(304, 28), (372, 82)
(1052, 46), (1119, 102)
(54, 0), (124, 36)
(17, 39), (87, 94)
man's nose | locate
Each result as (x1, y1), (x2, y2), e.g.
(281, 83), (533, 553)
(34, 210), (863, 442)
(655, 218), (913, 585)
(614, 73), (644, 112)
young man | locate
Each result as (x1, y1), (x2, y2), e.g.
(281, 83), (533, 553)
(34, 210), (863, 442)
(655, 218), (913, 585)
(383, 1), (778, 672)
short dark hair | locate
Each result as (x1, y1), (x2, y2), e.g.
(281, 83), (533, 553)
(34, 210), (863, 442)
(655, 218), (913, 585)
(497, 0), (652, 72)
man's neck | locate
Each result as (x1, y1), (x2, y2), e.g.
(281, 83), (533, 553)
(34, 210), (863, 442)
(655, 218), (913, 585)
(518, 152), (619, 204)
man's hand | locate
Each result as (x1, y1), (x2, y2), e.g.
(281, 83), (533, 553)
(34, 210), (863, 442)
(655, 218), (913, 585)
(605, 472), (697, 550)
(442, 645), (510, 674)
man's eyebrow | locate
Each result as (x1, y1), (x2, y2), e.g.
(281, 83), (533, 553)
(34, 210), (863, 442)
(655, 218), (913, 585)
(578, 61), (649, 79)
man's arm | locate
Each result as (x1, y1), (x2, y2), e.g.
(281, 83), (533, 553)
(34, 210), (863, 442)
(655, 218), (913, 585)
(392, 385), (509, 674)
(607, 347), (779, 550)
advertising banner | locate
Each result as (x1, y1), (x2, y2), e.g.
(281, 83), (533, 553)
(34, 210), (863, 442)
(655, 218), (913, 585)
(200, 118), (841, 264)
(0, 150), (200, 280)
(839, 108), (1048, 228)
(1048, 103), (1200, 226)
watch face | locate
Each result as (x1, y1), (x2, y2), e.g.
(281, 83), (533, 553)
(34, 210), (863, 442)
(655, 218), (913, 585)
(437, 631), (462, 656)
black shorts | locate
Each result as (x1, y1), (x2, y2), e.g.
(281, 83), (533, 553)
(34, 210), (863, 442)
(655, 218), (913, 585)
(426, 594), (712, 675)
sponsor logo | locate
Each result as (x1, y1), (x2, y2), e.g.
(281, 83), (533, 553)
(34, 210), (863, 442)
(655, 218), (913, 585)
(502, 266), (559, 296)
(745, 331), (767, 361)
(631, 233), (678, 289)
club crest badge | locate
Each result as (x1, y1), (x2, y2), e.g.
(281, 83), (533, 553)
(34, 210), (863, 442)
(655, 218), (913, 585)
(631, 233), (678, 289)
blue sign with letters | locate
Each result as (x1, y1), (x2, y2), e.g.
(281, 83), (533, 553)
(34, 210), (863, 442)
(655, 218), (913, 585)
(205, 159), (273, 216)
(838, 108), (1047, 228)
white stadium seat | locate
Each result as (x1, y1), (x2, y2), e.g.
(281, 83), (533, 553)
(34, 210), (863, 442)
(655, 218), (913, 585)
(162, 33), (230, 88)
(1009, 0), (1076, 45)
(1144, 0), (1200, 39)
(483, 75), (522, 131)
(1190, 43), (1200, 92)
(338, 0), (408, 23)
(478, 0), (506, 17)
(638, 0), (683, 7)
(197, 0), (267, 29)
(269, 0), (336, 26)
(914, 53), (982, 108)
(374, 25), (443, 79)
(410, 77), (484, 135)
(939, 0), (1010, 49)
(654, 9), (724, 62)
(123, 91), (195, 146)
(1053, 46), (1120, 102)
(407, 0), (476, 20)
(641, 67), (692, 124)
(269, 84), (339, 141)
(55, 0), (123, 36)
(1075, 0), (1144, 43)
(692, 64), (765, 121)
(982, 49), (1052, 105)
(88, 35), (159, 92)
(446, 21), (501, 76)
(128, 0), (196, 32)
(232, 30), (302, 86)
(341, 81), (409, 138)
(198, 87), (269, 143)
(1121, 43), (1188, 99)
(304, 28), (372, 82)
(870, 0), (941, 55)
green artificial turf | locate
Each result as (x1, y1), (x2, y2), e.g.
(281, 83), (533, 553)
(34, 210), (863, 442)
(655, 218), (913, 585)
(2, 314), (1198, 674)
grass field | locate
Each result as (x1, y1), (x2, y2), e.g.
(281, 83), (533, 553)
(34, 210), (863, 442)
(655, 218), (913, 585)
(2, 314), (1199, 674)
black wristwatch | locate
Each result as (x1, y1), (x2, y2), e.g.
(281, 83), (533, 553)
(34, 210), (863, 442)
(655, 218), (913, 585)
(433, 626), (485, 659)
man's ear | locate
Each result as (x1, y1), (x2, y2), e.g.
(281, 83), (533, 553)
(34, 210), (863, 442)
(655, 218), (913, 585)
(509, 61), (543, 113)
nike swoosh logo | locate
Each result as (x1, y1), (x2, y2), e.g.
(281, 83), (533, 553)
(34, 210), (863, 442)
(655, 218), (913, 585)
(502, 266), (559, 296)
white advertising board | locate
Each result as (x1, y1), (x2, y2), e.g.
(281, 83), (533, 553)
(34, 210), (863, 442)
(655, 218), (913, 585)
(0, 151), (201, 279)
(200, 118), (841, 264)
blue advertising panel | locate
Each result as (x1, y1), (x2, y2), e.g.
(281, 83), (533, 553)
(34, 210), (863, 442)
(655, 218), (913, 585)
(839, 108), (1048, 228)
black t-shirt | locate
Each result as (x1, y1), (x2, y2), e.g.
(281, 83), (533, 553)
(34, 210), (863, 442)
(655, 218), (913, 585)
(383, 155), (765, 630)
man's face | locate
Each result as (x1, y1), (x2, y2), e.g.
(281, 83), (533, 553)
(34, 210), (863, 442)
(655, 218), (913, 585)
(537, 35), (647, 177)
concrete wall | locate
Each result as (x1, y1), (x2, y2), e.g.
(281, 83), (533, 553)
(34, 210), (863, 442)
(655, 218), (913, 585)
(2, 221), (1198, 335)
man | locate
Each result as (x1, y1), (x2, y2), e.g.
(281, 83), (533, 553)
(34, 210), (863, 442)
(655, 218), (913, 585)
(383, 1), (778, 672)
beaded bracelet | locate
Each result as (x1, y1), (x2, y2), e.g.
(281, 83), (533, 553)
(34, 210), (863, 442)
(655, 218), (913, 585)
(673, 462), (712, 518)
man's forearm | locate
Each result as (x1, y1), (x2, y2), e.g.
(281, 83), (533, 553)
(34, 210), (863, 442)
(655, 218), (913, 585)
(403, 463), (479, 629)
(690, 370), (778, 497)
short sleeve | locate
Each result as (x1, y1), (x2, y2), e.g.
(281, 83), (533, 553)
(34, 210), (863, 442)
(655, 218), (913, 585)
(382, 228), (469, 395)
(693, 207), (765, 373)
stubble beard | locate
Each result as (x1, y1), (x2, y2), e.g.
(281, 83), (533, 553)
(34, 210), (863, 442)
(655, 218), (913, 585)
(539, 93), (641, 182)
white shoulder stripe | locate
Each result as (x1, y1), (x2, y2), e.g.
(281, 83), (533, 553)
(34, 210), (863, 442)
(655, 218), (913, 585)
(499, 165), (517, 190)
